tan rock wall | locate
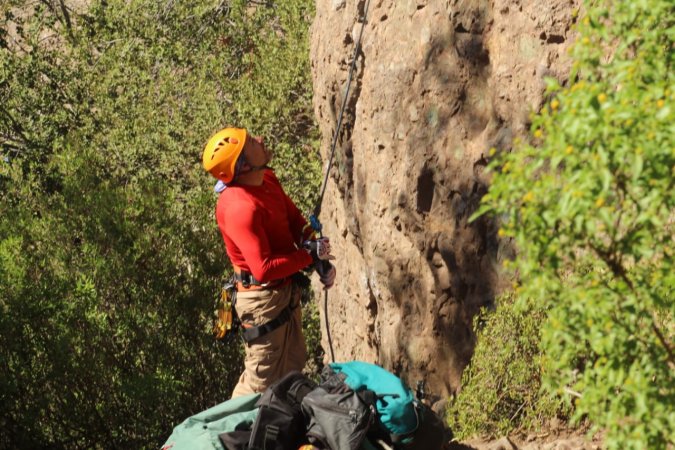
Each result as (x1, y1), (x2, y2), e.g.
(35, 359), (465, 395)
(310, 0), (578, 398)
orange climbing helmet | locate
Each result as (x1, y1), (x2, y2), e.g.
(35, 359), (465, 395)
(202, 127), (248, 183)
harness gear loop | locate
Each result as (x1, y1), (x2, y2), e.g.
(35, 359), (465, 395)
(310, 0), (372, 364)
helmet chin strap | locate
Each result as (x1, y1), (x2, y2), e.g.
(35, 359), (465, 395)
(248, 164), (270, 172)
(234, 152), (271, 180)
(235, 162), (271, 182)
(239, 163), (270, 175)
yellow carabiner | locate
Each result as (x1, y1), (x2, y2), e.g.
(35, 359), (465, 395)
(213, 284), (235, 340)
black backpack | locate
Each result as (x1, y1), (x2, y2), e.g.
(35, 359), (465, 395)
(220, 371), (316, 450)
(301, 367), (377, 450)
(301, 365), (451, 450)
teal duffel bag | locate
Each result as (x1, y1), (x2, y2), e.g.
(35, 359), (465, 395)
(328, 361), (449, 449)
(328, 361), (419, 443)
(161, 393), (260, 450)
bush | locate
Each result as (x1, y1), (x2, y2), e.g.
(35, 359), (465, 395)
(475, 0), (674, 448)
(0, 1), (320, 448)
(448, 295), (569, 439)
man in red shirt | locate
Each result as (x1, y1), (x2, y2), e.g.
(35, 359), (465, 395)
(202, 127), (336, 397)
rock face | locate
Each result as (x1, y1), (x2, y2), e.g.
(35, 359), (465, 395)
(309, 0), (578, 398)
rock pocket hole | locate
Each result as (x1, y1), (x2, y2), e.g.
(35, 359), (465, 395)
(416, 167), (435, 214)
(547, 34), (565, 44)
(540, 32), (565, 44)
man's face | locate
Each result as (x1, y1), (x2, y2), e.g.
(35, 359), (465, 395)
(242, 134), (271, 168)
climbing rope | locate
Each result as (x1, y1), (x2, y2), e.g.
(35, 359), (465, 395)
(313, 0), (372, 220)
(310, 0), (372, 364)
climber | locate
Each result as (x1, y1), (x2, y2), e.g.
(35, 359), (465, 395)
(202, 127), (337, 398)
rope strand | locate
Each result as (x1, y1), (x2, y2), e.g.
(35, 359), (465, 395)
(313, 0), (372, 219)
(313, 0), (371, 364)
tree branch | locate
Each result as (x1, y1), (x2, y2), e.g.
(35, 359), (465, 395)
(589, 242), (675, 370)
(563, 387), (582, 398)
(0, 106), (31, 148)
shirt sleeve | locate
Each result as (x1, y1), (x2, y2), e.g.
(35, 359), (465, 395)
(285, 194), (316, 244)
(224, 201), (313, 283)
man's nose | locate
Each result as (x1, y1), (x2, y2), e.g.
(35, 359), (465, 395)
(253, 136), (264, 145)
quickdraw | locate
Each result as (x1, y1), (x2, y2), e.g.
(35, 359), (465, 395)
(213, 280), (240, 341)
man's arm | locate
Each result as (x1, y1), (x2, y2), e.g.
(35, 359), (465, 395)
(225, 206), (312, 283)
(265, 170), (315, 243)
(285, 195), (316, 245)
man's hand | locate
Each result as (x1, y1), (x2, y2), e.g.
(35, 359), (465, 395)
(317, 261), (336, 290)
(303, 237), (335, 263)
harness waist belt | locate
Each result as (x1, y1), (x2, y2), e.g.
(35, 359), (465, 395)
(233, 269), (286, 290)
(233, 270), (263, 285)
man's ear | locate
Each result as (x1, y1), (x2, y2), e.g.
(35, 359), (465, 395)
(236, 156), (252, 175)
(239, 158), (251, 171)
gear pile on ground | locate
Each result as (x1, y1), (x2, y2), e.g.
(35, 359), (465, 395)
(162, 362), (451, 450)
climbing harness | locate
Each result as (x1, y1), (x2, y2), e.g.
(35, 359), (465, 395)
(213, 277), (296, 343)
(310, 0), (372, 363)
(215, 270), (312, 343)
(241, 302), (297, 342)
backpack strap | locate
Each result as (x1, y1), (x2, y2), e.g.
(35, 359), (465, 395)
(356, 388), (377, 407)
(287, 377), (316, 407)
(248, 372), (316, 450)
(262, 424), (279, 450)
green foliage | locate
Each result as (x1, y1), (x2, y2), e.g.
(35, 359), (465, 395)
(219, 0), (321, 211)
(475, 0), (674, 448)
(0, 1), (319, 448)
(448, 295), (569, 439)
(302, 293), (325, 381)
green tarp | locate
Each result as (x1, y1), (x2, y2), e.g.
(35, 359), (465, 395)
(161, 393), (260, 450)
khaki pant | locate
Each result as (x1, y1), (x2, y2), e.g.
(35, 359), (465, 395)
(231, 282), (307, 398)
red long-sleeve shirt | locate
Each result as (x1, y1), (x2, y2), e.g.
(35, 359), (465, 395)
(215, 170), (313, 283)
